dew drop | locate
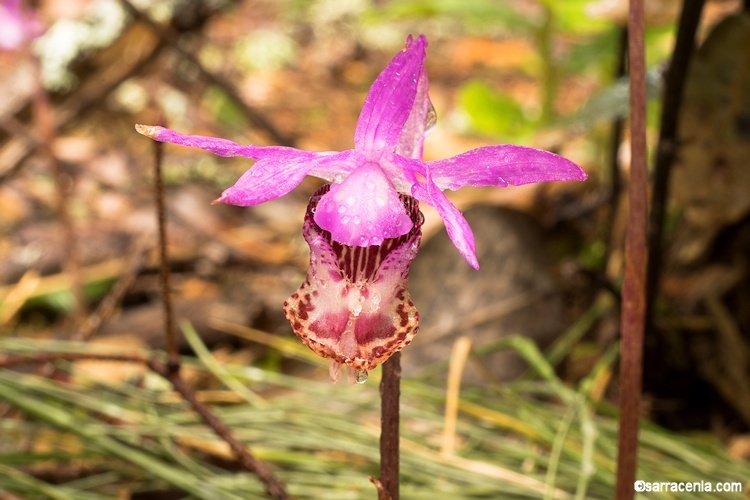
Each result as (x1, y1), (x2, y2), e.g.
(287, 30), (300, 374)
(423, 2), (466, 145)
(355, 370), (368, 384)
(341, 215), (351, 224)
(352, 215), (361, 225)
(425, 101), (437, 135)
(337, 205), (347, 214)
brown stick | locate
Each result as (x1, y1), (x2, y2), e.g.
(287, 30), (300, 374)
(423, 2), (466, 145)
(378, 352), (401, 500)
(615, 1), (648, 498)
(146, 123), (288, 497)
(152, 122), (180, 370)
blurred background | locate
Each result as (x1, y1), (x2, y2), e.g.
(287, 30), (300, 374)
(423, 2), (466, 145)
(1, 0), (749, 498)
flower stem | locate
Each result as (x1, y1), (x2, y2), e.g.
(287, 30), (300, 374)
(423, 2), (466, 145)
(615, 0), (648, 498)
(379, 352), (401, 500)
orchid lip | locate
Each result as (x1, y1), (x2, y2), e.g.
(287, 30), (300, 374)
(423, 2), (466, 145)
(284, 184), (423, 379)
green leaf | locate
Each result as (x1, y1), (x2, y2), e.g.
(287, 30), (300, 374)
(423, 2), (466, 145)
(458, 80), (536, 139)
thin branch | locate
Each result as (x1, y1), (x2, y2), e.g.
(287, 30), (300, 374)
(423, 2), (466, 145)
(147, 357), (288, 499)
(147, 107), (287, 498)
(118, 0), (296, 147)
(378, 352), (401, 500)
(645, 0), (705, 329)
(152, 122), (180, 369)
(615, 0), (648, 498)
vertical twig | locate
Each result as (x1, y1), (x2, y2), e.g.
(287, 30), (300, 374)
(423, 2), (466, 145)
(379, 352), (401, 500)
(152, 121), (180, 370)
(149, 120), (288, 499)
(645, 0), (706, 330)
(615, 0), (648, 498)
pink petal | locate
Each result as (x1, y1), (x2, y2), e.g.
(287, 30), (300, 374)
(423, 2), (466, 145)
(411, 175), (479, 269)
(313, 163), (412, 247)
(135, 125), (305, 159)
(284, 186), (423, 375)
(386, 153), (479, 268)
(428, 145), (587, 191)
(136, 125), (344, 206)
(216, 153), (318, 206)
(395, 64), (431, 160)
(354, 34), (427, 157)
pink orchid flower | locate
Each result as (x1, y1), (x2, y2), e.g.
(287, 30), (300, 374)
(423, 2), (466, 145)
(0, 0), (43, 51)
(136, 35), (586, 382)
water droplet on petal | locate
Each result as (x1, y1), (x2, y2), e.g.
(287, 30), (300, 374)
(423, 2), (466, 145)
(352, 215), (361, 225)
(355, 370), (368, 384)
(341, 215), (351, 224)
(425, 100), (437, 135)
(337, 205), (347, 214)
